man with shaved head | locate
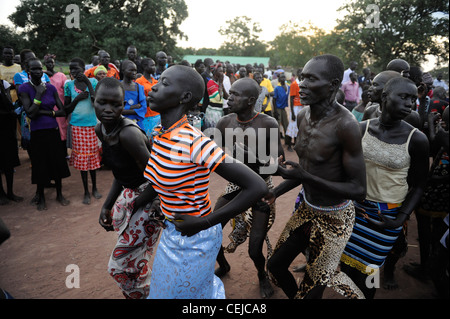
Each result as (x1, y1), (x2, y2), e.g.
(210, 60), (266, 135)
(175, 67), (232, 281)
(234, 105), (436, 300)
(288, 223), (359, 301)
(212, 77), (284, 298)
(264, 54), (367, 299)
(154, 51), (167, 80)
(386, 58), (410, 78)
(362, 70), (402, 120)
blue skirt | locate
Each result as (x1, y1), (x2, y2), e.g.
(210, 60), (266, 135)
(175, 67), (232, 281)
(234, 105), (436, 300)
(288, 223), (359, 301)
(341, 200), (403, 274)
(148, 220), (225, 299)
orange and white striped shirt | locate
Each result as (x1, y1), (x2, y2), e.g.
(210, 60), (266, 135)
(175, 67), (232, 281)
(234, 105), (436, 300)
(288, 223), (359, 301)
(144, 115), (227, 219)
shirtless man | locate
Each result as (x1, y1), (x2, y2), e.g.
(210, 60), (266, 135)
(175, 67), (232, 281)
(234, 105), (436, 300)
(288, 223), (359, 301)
(264, 54), (367, 299)
(212, 78), (284, 298)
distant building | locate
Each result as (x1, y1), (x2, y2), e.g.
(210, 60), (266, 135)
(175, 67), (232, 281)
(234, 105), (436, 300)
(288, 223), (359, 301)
(182, 55), (270, 68)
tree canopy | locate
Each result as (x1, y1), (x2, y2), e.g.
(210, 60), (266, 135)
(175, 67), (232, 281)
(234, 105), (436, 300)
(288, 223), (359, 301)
(268, 22), (345, 68)
(334, 0), (449, 70)
(1, 0), (448, 75)
(267, 0), (449, 71)
(217, 16), (267, 57)
(6, 0), (188, 61)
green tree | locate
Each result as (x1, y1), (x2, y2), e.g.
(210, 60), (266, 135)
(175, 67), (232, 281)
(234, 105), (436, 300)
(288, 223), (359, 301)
(268, 22), (345, 68)
(218, 16), (267, 57)
(9, 0), (188, 61)
(0, 25), (30, 55)
(335, 0), (449, 71)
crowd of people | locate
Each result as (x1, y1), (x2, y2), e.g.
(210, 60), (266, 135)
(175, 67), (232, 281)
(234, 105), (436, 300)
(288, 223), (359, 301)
(0, 43), (448, 300)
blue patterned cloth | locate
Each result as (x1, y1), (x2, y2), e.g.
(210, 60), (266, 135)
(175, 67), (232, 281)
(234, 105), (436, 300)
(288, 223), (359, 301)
(140, 114), (161, 137)
(341, 200), (403, 274)
(148, 220), (225, 299)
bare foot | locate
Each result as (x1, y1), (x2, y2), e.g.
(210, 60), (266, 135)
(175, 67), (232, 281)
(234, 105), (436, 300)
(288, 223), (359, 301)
(7, 193), (24, 202)
(30, 193), (40, 205)
(37, 198), (47, 211)
(92, 189), (102, 199)
(82, 193), (91, 205)
(57, 195), (70, 206)
(403, 262), (430, 282)
(259, 273), (274, 299)
(0, 195), (9, 205)
(383, 271), (399, 290)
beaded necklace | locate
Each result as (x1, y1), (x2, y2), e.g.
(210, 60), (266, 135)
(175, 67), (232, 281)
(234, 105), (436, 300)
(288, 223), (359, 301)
(237, 112), (259, 123)
(236, 112), (259, 128)
(150, 115), (189, 146)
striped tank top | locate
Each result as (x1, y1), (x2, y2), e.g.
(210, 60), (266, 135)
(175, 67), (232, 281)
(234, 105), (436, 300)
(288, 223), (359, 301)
(144, 115), (227, 219)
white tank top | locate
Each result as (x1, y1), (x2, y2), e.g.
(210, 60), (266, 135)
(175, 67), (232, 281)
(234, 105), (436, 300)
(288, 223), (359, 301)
(362, 120), (417, 203)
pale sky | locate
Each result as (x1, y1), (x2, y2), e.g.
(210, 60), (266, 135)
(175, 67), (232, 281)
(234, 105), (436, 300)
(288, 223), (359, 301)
(1, 0), (346, 49)
(177, 0), (346, 49)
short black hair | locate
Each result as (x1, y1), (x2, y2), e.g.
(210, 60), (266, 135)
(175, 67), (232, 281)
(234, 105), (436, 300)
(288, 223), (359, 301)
(194, 59), (204, 68)
(20, 49), (35, 68)
(179, 60), (191, 67)
(203, 58), (214, 67)
(2, 46), (14, 53)
(70, 57), (85, 68)
(141, 58), (154, 67)
(95, 77), (125, 99)
(383, 76), (416, 95)
(409, 66), (423, 84)
(310, 54), (344, 83)
(24, 57), (41, 72)
(121, 59), (136, 70)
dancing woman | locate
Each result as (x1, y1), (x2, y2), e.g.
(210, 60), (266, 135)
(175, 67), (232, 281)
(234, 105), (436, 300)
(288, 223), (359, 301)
(94, 77), (162, 299)
(340, 77), (429, 298)
(133, 65), (268, 299)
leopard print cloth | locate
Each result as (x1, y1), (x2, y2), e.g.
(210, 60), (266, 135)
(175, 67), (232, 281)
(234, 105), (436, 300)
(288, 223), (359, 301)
(272, 197), (365, 299)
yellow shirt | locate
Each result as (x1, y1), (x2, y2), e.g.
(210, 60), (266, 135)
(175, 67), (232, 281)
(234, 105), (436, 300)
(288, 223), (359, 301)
(260, 78), (274, 112)
(0, 63), (22, 102)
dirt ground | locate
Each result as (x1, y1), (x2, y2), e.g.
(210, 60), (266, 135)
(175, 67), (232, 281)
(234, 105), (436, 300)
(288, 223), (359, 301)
(0, 147), (442, 300)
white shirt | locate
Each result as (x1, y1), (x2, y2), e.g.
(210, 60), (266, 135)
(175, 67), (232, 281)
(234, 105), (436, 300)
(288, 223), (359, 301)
(222, 74), (231, 109)
(342, 68), (354, 84)
(2, 80), (11, 89)
(433, 79), (448, 90)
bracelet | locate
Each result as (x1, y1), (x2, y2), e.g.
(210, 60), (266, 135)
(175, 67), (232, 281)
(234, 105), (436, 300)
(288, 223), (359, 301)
(33, 99), (41, 105)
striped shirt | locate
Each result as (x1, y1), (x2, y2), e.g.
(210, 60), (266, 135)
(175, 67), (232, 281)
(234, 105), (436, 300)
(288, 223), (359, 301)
(144, 115), (227, 219)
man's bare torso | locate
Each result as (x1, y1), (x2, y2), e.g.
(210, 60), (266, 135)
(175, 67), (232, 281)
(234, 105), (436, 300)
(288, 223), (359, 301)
(217, 113), (280, 178)
(295, 105), (355, 206)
